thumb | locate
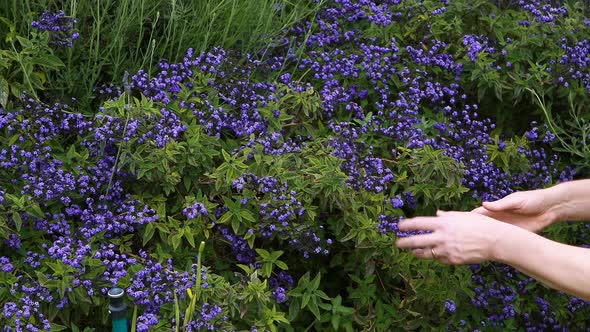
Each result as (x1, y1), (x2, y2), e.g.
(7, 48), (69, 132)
(482, 194), (522, 212)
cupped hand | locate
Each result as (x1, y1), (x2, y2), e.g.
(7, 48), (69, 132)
(472, 190), (559, 233)
(395, 211), (513, 265)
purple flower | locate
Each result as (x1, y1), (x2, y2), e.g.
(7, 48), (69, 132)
(0, 256), (14, 273)
(183, 202), (208, 219)
(32, 10), (79, 47)
(445, 299), (456, 313)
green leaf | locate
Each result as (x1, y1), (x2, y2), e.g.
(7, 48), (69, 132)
(288, 297), (300, 321)
(340, 229), (357, 242)
(184, 227), (196, 248)
(143, 223), (155, 246)
(222, 149), (231, 162)
(27, 204), (45, 218)
(301, 293), (311, 309)
(255, 249), (271, 260)
(217, 211), (232, 224)
(50, 324), (68, 332)
(231, 217), (240, 234)
(311, 273), (321, 290)
(308, 299), (321, 320)
(331, 315), (341, 330)
(275, 260), (288, 270)
(35, 271), (49, 284)
(170, 233), (182, 250)
(31, 54), (64, 69)
(241, 210), (256, 222)
(12, 212), (22, 232)
(315, 290), (330, 301)
(270, 250), (284, 261)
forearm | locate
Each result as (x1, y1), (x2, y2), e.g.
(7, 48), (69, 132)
(492, 225), (590, 300)
(550, 179), (590, 222)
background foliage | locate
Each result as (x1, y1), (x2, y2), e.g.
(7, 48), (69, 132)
(1, 0), (590, 331)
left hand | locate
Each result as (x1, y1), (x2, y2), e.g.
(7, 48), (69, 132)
(395, 210), (512, 264)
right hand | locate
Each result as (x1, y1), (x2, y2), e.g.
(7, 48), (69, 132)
(472, 189), (560, 233)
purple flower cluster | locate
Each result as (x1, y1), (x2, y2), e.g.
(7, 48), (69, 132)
(218, 226), (256, 264)
(127, 252), (195, 330)
(444, 299), (456, 314)
(184, 303), (225, 331)
(0, 256), (13, 273)
(3, 275), (53, 332)
(95, 243), (138, 286)
(557, 39), (590, 92)
(0, 93), (164, 329)
(31, 10), (79, 47)
(516, 0), (568, 25)
(269, 271), (294, 304)
(183, 202), (208, 219)
(129, 48), (278, 139)
(231, 173), (331, 258)
(462, 35), (495, 63)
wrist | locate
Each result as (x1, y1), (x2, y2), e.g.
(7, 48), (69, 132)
(545, 183), (571, 223)
(489, 221), (518, 263)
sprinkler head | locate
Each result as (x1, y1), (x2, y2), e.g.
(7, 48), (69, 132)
(108, 287), (128, 320)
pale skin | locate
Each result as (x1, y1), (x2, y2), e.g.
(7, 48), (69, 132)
(395, 179), (590, 301)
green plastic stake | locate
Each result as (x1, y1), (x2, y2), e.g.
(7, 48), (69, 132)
(108, 287), (128, 332)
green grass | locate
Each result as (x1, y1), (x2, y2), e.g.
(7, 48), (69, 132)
(0, 0), (324, 107)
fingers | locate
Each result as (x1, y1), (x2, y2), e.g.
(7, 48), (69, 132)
(396, 233), (441, 249)
(482, 194), (523, 212)
(413, 248), (434, 259)
(414, 247), (454, 264)
(398, 217), (441, 232)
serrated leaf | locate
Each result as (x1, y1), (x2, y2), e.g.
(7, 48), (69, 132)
(231, 218), (240, 234)
(275, 260), (288, 270)
(315, 290), (330, 301)
(217, 211), (232, 224)
(184, 229), (195, 248)
(27, 204), (45, 218)
(308, 299), (321, 320)
(241, 210), (256, 222)
(143, 223), (155, 246)
(288, 297), (300, 321)
(311, 273), (321, 290)
(331, 315), (341, 330)
(35, 271), (49, 284)
(340, 229), (357, 242)
(255, 249), (270, 259)
(221, 149), (231, 162)
(301, 293), (311, 309)
(12, 212), (22, 231)
(50, 324), (68, 332)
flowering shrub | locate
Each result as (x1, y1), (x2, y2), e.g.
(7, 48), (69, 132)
(1, 0), (590, 331)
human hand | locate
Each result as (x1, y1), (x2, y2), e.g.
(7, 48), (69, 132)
(472, 189), (560, 233)
(395, 211), (513, 265)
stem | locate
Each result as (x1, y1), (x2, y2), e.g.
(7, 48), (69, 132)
(12, 43), (37, 99)
(183, 241), (206, 327)
(131, 305), (138, 332)
(105, 93), (131, 198)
